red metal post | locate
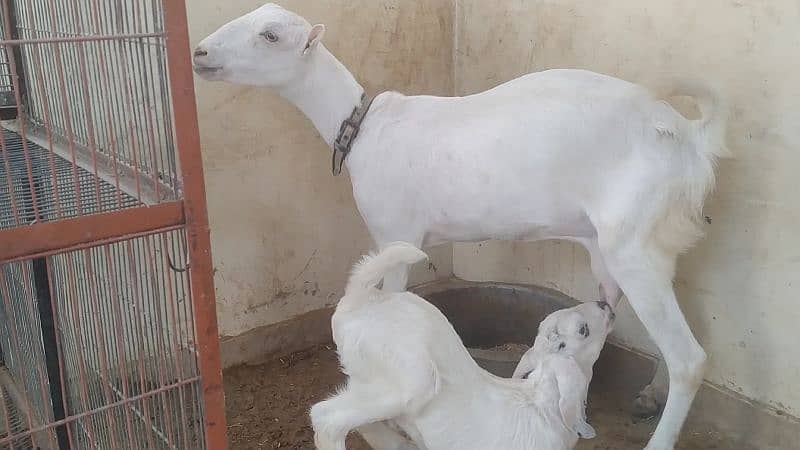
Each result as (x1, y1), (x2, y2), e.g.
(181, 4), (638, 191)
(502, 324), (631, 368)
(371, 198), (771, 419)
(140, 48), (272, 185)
(162, 1), (228, 449)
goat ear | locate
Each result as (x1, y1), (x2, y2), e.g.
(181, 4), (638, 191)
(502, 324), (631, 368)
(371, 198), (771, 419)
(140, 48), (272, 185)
(513, 337), (554, 379)
(303, 24), (325, 55)
(552, 357), (595, 439)
(512, 347), (538, 379)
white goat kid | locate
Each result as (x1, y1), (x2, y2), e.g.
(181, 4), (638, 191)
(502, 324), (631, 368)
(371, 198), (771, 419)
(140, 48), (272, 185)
(310, 243), (615, 450)
(194, 4), (728, 449)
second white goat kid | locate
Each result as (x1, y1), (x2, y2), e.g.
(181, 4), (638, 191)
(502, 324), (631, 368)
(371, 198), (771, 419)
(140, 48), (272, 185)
(310, 243), (615, 450)
(195, 4), (729, 448)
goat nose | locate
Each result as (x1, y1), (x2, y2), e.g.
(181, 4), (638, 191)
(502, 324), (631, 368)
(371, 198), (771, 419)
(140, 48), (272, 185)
(193, 47), (208, 58)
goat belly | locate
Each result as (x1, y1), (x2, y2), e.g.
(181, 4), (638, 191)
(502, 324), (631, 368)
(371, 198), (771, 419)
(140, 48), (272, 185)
(410, 388), (574, 450)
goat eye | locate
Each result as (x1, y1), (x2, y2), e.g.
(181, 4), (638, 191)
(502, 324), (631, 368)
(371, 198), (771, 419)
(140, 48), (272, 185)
(263, 31), (279, 42)
(579, 323), (590, 338)
(558, 342), (566, 350)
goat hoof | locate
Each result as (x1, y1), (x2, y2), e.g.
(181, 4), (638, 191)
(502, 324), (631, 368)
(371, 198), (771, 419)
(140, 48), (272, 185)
(631, 384), (665, 421)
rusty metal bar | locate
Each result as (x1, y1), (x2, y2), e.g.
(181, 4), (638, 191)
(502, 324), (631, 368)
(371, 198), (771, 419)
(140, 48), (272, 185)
(0, 32), (164, 46)
(163, 0), (227, 448)
(0, 201), (185, 263)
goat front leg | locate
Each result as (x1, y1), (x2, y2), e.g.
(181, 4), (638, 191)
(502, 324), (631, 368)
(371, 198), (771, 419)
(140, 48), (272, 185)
(602, 241), (706, 450)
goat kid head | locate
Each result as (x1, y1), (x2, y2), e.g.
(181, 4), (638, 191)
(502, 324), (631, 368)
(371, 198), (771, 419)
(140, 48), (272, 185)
(532, 301), (615, 375)
(513, 302), (615, 439)
(193, 3), (324, 87)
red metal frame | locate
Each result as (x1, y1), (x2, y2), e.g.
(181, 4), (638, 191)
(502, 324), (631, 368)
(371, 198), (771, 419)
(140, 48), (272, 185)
(163, 1), (228, 448)
(0, 201), (185, 263)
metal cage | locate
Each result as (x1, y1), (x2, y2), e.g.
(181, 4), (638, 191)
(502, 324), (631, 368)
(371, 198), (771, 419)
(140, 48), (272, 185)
(0, 1), (226, 449)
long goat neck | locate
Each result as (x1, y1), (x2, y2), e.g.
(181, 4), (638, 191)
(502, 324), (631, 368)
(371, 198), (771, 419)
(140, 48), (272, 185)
(278, 44), (365, 149)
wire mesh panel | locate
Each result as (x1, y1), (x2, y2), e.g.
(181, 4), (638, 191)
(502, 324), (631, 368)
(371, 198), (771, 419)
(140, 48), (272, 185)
(0, 128), (142, 229)
(48, 230), (204, 449)
(0, 0), (226, 448)
(0, 51), (14, 120)
(0, 231), (206, 449)
(0, 369), (38, 449)
(0, 0), (178, 231)
(0, 260), (54, 450)
(0, 4), (17, 121)
(16, 0), (179, 198)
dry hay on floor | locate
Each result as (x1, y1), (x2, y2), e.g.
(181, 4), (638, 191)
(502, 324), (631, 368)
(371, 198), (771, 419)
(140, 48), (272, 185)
(224, 345), (748, 450)
(224, 345), (368, 449)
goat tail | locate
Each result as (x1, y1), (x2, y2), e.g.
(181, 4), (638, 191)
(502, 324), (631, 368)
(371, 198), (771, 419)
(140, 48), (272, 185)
(344, 242), (428, 297)
(657, 77), (730, 160)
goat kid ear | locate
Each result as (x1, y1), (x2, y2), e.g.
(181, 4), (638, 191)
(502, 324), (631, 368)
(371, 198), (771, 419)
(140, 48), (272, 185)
(303, 24), (325, 55)
(553, 357), (595, 439)
(512, 346), (540, 379)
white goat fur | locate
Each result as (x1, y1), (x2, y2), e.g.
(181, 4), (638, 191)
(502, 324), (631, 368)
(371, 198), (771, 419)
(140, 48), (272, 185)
(310, 243), (615, 450)
(194, 4), (728, 449)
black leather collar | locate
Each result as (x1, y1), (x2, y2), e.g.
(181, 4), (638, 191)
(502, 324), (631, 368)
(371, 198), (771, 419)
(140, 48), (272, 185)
(332, 93), (374, 175)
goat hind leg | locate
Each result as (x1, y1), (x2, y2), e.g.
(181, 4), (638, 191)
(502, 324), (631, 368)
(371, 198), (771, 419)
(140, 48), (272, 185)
(310, 386), (409, 450)
(357, 421), (421, 450)
(579, 237), (623, 307)
(579, 236), (667, 416)
(633, 359), (669, 419)
(582, 237), (667, 415)
(602, 243), (706, 450)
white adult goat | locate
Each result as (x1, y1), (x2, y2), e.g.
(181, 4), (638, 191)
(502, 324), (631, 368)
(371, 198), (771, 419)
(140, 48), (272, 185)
(194, 4), (727, 449)
(310, 242), (615, 450)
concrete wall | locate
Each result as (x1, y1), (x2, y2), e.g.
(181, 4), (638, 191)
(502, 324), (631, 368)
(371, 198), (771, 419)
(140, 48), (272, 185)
(188, 0), (799, 418)
(187, 1), (455, 338)
(453, 0), (800, 416)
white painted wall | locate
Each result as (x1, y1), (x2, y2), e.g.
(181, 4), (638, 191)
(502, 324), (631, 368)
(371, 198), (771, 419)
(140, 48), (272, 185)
(187, 1), (456, 338)
(452, 0), (800, 416)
